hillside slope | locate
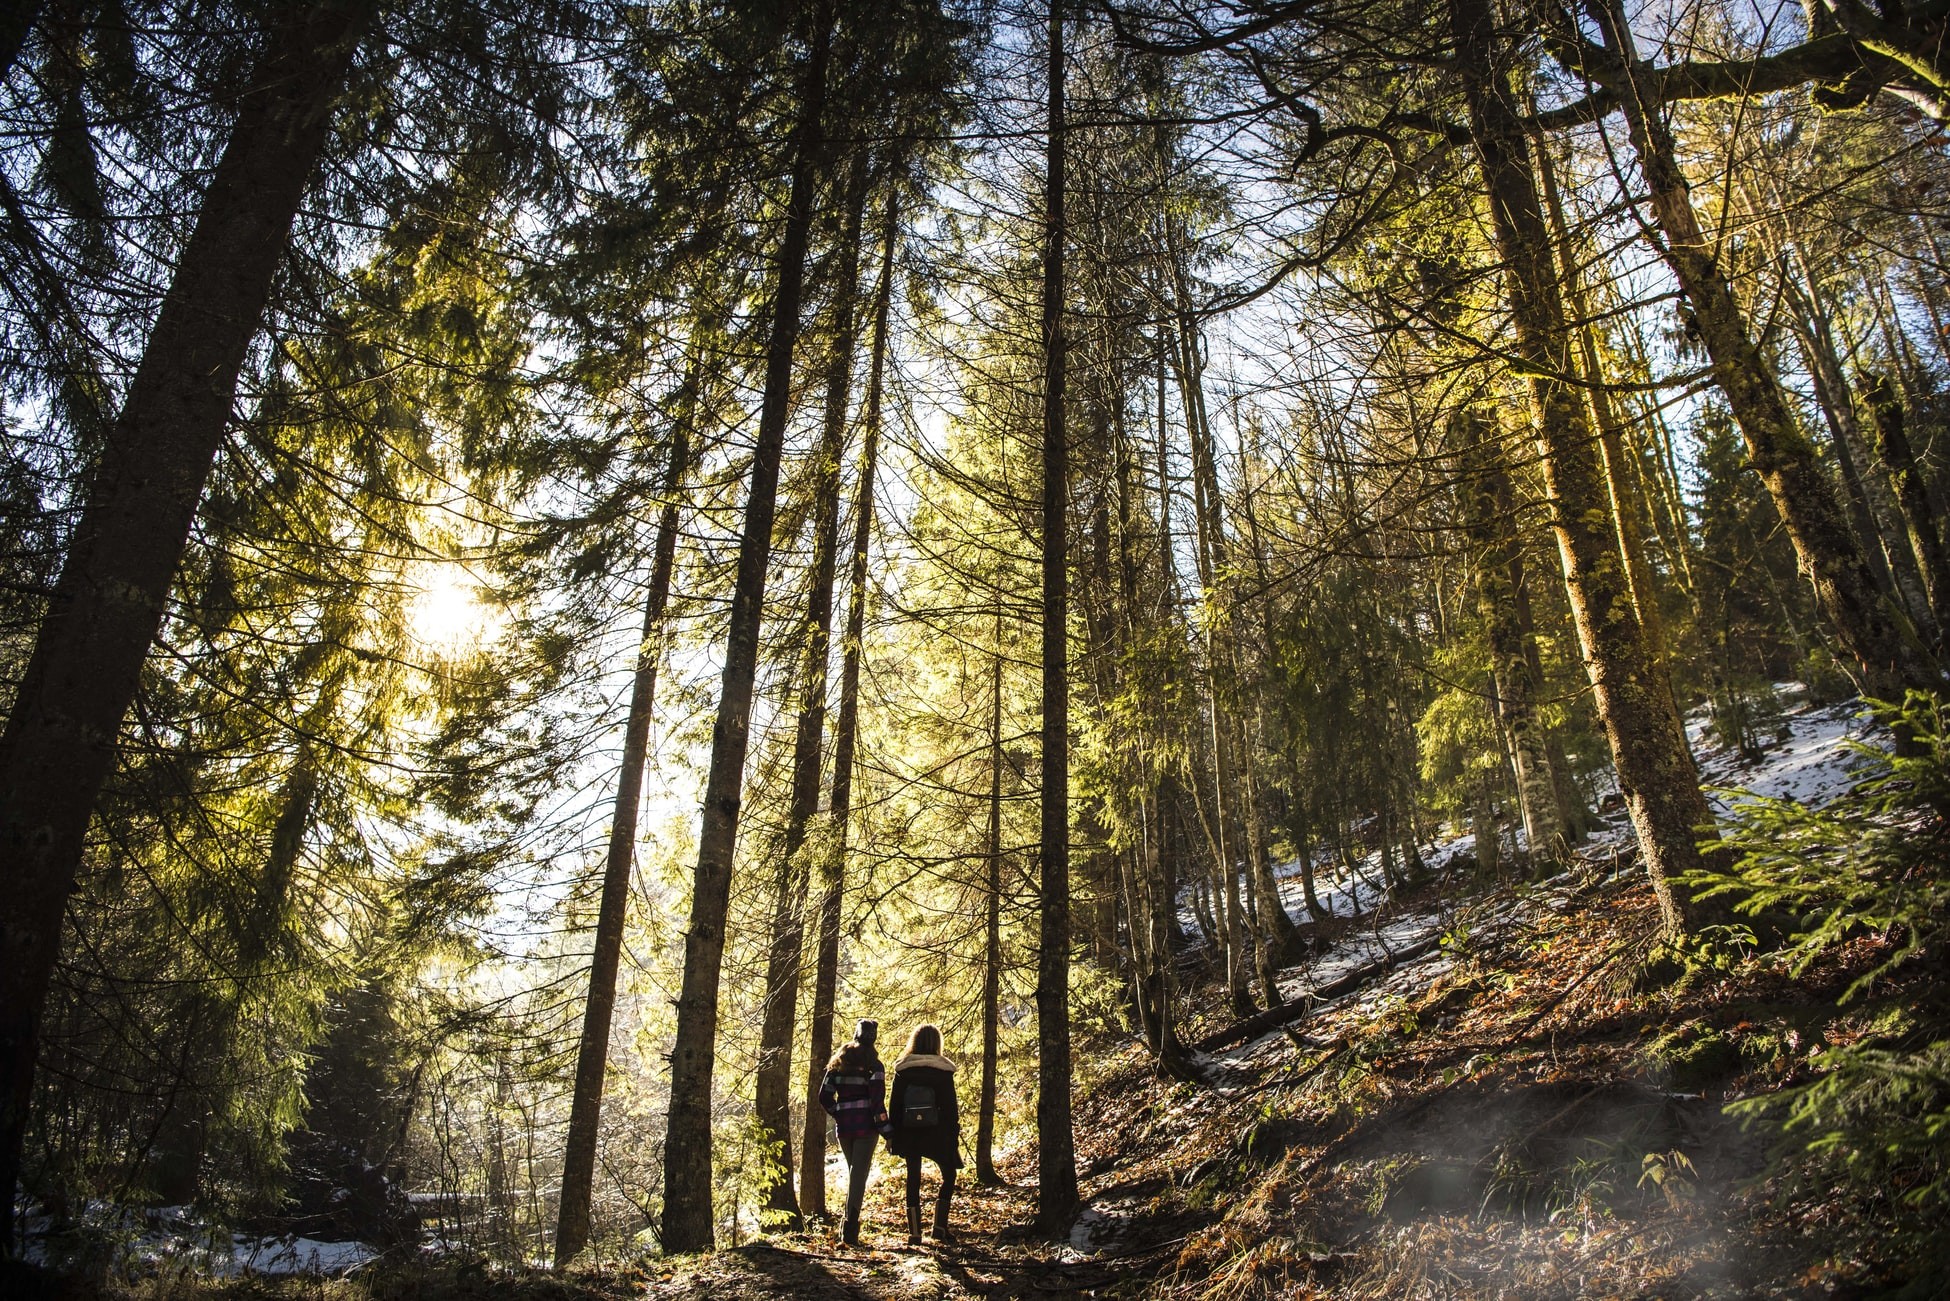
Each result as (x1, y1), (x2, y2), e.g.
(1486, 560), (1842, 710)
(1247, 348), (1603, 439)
(638, 697), (1927, 1299)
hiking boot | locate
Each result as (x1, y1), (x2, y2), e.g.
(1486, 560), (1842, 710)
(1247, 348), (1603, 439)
(929, 1202), (954, 1243)
(906, 1202), (923, 1245)
(841, 1218), (860, 1248)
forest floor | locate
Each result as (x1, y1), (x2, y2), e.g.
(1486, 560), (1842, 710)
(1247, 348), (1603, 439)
(622, 698), (1913, 1299)
(38, 697), (1926, 1299)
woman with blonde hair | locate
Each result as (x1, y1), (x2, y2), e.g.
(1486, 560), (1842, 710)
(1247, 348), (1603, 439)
(886, 1023), (962, 1245)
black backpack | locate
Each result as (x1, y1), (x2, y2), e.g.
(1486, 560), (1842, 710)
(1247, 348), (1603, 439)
(902, 1083), (939, 1129)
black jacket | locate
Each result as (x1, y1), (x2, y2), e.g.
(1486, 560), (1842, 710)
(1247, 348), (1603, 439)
(887, 1052), (962, 1167)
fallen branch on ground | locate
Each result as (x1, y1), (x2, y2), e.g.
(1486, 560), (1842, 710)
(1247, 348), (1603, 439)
(1193, 934), (1445, 1053)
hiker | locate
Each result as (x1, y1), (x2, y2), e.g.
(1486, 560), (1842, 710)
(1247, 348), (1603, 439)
(817, 1019), (892, 1247)
(887, 1023), (962, 1245)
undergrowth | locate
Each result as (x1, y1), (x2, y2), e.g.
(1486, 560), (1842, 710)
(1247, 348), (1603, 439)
(1688, 690), (1950, 1283)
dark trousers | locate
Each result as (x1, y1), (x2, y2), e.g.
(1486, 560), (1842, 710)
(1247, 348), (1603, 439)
(839, 1133), (877, 1223)
(905, 1154), (955, 1215)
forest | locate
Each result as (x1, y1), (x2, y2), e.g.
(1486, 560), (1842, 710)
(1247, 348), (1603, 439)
(5, 0), (1950, 1295)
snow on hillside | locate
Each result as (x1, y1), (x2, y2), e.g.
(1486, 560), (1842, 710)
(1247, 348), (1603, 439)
(1190, 693), (1880, 1078)
(20, 1203), (381, 1280)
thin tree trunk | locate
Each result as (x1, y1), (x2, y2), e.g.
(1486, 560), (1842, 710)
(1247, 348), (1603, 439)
(1916, 218), (1950, 372)
(1294, 810), (1328, 923)
(1454, 0), (1711, 937)
(1861, 369), (1950, 638)
(1110, 400), (1194, 1076)
(1453, 410), (1564, 869)
(554, 363), (696, 1265)
(1759, 211), (1915, 594)
(1867, 271), (1927, 407)
(1787, 284), (1907, 607)
(976, 625), (1005, 1185)
(796, 185), (898, 1219)
(1141, 797), (1192, 1073)
(0, 1), (373, 1242)
(1188, 844), (1217, 948)
(1170, 316), (1255, 1014)
(1117, 846), (1155, 1039)
(1471, 773), (1502, 879)
(660, 0), (834, 1254)
(1828, 272), (1950, 616)
(1171, 280), (1292, 987)
(753, 157), (871, 1229)
(1533, 129), (1675, 698)
(1615, 307), (1704, 603)
(1034, 0), (1079, 1237)
(1244, 752), (1296, 945)
(1590, 0), (1932, 696)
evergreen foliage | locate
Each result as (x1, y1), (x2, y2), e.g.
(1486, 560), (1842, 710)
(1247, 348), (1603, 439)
(1692, 692), (1950, 1263)
(4, 0), (1950, 1278)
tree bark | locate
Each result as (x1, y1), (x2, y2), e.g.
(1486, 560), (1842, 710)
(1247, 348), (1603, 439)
(796, 185), (898, 1220)
(1453, 0), (1712, 937)
(554, 369), (696, 1265)
(1033, 0), (1079, 1237)
(1241, 733), (1294, 941)
(1293, 812), (1329, 922)
(1861, 369), (1950, 640)
(752, 157), (871, 1229)
(1786, 281), (1909, 610)
(659, 0), (834, 1254)
(1533, 129), (1676, 700)
(1169, 314), (1256, 1015)
(1453, 410), (1564, 870)
(975, 621), (1005, 1185)
(0, 0), (372, 1246)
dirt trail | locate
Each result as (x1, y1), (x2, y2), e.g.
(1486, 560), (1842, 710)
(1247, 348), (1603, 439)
(641, 1164), (1180, 1299)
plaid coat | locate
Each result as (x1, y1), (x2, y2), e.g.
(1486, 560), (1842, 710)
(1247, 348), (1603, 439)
(817, 1047), (888, 1142)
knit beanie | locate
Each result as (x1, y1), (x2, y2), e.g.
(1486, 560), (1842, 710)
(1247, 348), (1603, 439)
(855, 1019), (878, 1048)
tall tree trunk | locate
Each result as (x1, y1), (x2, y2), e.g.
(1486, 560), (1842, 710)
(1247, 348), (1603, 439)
(0, 1), (372, 1244)
(1470, 774), (1502, 879)
(1786, 280), (1908, 609)
(1033, 0), (1079, 1237)
(1293, 810), (1329, 923)
(1142, 798), (1192, 1070)
(1867, 272), (1927, 407)
(659, 0), (834, 1254)
(1533, 129), (1675, 695)
(1769, 214), (1929, 625)
(1243, 745), (1294, 939)
(1116, 846), (1154, 1037)
(1170, 322), (1255, 1014)
(1208, 706), (1253, 1013)
(1590, 0), (1933, 695)
(1167, 254), (1292, 986)
(1615, 306), (1705, 604)
(1453, 0), (1711, 937)
(1861, 370), (1950, 639)
(554, 370), (696, 1265)
(975, 624), (1005, 1185)
(796, 186), (899, 1219)
(752, 157), (871, 1229)
(1110, 403), (1193, 1075)
(1453, 411), (1564, 869)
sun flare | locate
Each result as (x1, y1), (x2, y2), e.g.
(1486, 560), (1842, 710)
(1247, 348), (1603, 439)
(405, 564), (496, 655)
